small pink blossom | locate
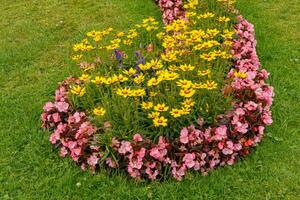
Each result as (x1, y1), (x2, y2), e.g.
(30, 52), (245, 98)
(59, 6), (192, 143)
(133, 133), (143, 142)
(180, 127), (189, 144)
(118, 141), (133, 154)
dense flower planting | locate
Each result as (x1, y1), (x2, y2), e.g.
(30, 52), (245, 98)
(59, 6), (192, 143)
(42, 0), (274, 181)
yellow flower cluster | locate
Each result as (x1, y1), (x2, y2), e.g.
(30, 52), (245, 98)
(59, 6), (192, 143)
(69, 0), (237, 131)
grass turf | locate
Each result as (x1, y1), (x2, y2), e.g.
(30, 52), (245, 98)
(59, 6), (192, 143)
(0, 0), (299, 199)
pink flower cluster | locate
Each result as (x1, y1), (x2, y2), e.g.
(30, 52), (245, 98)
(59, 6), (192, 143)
(41, 3), (274, 181)
(41, 78), (101, 172)
(155, 0), (185, 24)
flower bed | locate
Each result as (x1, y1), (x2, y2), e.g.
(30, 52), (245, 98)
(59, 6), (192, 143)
(42, 0), (274, 181)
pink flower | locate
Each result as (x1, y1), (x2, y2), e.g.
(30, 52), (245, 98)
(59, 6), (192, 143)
(55, 102), (69, 112)
(244, 101), (258, 111)
(180, 127), (189, 144)
(214, 125), (227, 141)
(43, 102), (54, 111)
(118, 141), (133, 154)
(52, 113), (61, 123)
(183, 153), (196, 168)
(262, 111), (273, 125)
(87, 154), (99, 167)
(59, 147), (68, 157)
(133, 133), (143, 142)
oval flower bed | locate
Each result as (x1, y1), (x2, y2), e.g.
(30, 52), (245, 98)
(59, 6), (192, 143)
(42, 0), (274, 181)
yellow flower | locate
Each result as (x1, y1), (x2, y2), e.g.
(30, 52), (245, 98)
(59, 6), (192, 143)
(133, 74), (145, 85)
(179, 88), (196, 98)
(116, 88), (132, 97)
(139, 63), (151, 71)
(148, 111), (160, 119)
(181, 107), (191, 115)
(170, 109), (183, 118)
(141, 102), (153, 110)
(147, 77), (161, 87)
(93, 107), (106, 116)
(198, 69), (211, 76)
(179, 64), (195, 72)
(116, 32), (125, 37)
(104, 77), (114, 85)
(91, 76), (105, 85)
(153, 116), (168, 127)
(182, 99), (195, 108)
(205, 80), (218, 90)
(149, 59), (163, 70)
(200, 53), (216, 62)
(123, 68), (137, 76)
(163, 72), (179, 81)
(176, 79), (193, 88)
(218, 16), (230, 23)
(131, 89), (146, 97)
(70, 85), (86, 97)
(112, 74), (128, 83)
(79, 74), (90, 82)
(154, 103), (169, 112)
(198, 12), (215, 19)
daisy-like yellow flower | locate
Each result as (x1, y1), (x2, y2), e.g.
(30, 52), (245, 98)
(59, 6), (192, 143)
(123, 68), (137, 76)
(70, 85), (86, 97)
(205, 80), (218, 90)
(182, 99), (195, 108)
(153, 116), (168, 127)
(148, 111), (160, 119)
(176, 79), (193, 88)
(91, 76), (105, 85)
(181, 107), (191, 115)
(93, 107), (106, 116)
(198, 69), (211, 76)
(104, 77), (114, 85)
(163, 72), (179, 81)
(116, 88), (132, 97)
(179, 88), (196, 98)
(131, 89), (146, 97)
(133, 74), (145, 85)
(154, 103), (169, 112)
(147, 77), (161, 87)
(116, 31), (125, 37)
(141, 102), (154, 110)
(179, 64), (195, 72)
(170, 109), (183, 118)
(218, 16), (230, 23)
(79, 74), (90, 82)
(112, 74), (128, 83)
(200, 53), (216, 62)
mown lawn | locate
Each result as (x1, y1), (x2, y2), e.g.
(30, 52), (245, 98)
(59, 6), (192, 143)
(0, 0), (299, 199)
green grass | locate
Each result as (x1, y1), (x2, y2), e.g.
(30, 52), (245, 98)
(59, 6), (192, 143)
(0, 0), (299, 199)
